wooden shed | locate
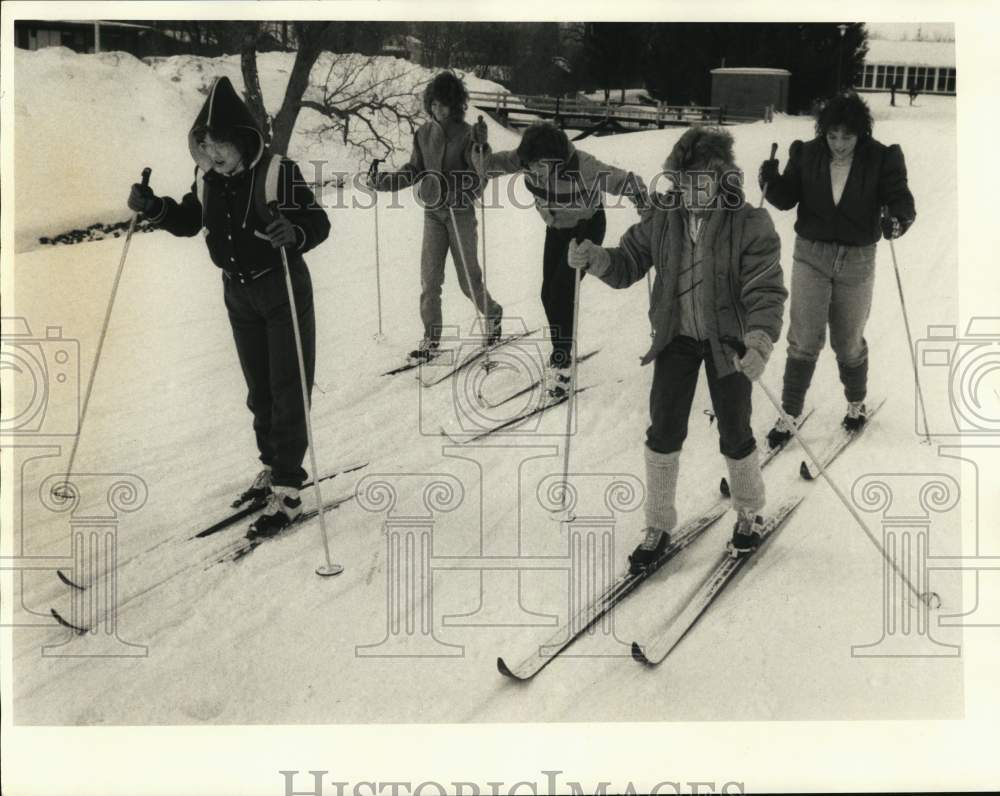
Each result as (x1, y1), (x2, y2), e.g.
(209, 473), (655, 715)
(710, 67), (791, 118)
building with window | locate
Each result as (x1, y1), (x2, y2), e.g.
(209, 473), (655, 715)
(14, 20), (153, 54)
(856, 38), (956, 95)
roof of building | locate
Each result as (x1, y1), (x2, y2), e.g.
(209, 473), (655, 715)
(864, 37), (955, 67)
(15, 19), (153, 30)
(710, 67), (792, 76)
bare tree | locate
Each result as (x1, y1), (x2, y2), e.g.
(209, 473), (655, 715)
(299, 54), (424, 161)
(233, 21), (423, 161)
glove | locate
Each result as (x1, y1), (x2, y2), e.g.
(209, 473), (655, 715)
(880, 215), (905, 240)
(734, 329), (773, 382)
(567, 239), (611, 278)
(266, 216), (300, 249)
(128, 182), (161, 216)
(757, 158), (780, 190)
(472, 117), (488, 148)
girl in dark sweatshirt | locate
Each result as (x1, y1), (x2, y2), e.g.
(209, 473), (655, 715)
(760, 91), (916, 444)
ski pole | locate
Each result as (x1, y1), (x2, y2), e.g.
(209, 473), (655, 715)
(475, 116), (495, 374)
(269, 202), (343, 578)
(369, 158), (386, 342)
(720, 336), (938, 607)
(54, 167), (151, 502)
(883, 206), (931, 444)
(555, 236), (586, 522)
(447, 203), (495, 407)
(759, 142), (778, 209)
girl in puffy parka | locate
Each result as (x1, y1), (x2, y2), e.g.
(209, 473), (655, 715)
(567, 126), (787, 566)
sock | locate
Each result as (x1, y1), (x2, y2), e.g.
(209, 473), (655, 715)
(725, 451), (765, 515)
(644, 446), (680, 532)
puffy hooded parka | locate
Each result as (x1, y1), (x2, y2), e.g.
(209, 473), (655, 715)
(150, 76), (330, 273)
(597, 194), (787, 378)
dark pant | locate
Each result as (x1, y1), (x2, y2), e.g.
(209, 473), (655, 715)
(647, 336), (756, 460)
(223, 261), (315, 488)
(542, 208), (606, 366)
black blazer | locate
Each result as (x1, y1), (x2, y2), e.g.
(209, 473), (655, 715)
(765, 136), (916, 246)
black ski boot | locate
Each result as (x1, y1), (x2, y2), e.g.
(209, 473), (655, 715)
(247, 487), (303, 539)
(408, 338), (440, 364)
(842, 401), (867, 432)
(234, 467), (272, 507)
(629, 527), (670, 575)
(729, 509), (764, 556)
(766, 413), (799, 450)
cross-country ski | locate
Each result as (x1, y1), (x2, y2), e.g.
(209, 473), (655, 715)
(631, 497), (803, 666)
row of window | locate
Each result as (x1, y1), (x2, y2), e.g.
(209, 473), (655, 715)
(859, 64), (956, 94)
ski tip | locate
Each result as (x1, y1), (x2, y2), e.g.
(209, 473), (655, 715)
(496, 657), (522, 680)
(57, 569), (85, 591)
(630, 641), (649, 664)
(799, 460), (814, 481)
(719, 477), (730, 498)
(50, 607), (88, 635)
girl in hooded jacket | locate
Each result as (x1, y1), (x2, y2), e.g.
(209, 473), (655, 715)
(127, 76), (330, 536)
(759, 91), (916, 446)
(566, 126), (787, 568)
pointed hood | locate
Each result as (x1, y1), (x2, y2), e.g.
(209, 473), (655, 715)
(188, 76), (265, 172)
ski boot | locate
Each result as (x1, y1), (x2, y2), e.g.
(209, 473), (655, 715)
(247, 486), (303, 539)
(728, 508), (765, 556)
(629, 527), (670, 575)
(544, 363), (572, 400)
(842, 400), (867, 432)
(766, 413), (800, 451)
(408, 338), (440, 365)
(234, 466), (272, 507)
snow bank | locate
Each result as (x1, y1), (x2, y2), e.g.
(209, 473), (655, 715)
(14, 47), (518, 252)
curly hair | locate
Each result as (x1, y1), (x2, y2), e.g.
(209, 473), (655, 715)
(663, 126), (740, 181)
(423, 71), (469, 121)
(516, 122), (570, 166)
(815, 91), (874, 140)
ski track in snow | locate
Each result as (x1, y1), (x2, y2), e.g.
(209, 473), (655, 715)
(11, 49), (964, 724)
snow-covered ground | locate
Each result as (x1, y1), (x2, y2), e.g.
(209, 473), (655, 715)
(6, 48), (974, 731)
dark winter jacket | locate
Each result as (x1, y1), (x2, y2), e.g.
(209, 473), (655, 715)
(148, 76), (330, 274)
(764, 136), (916, 246)
(481, 142), (642, 229)
(598, 198), (787, 378)
(375, 118), (485, 209)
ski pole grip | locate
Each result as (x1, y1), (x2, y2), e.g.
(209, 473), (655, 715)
(140, 167), (152, 187)
(720, 335), (747, 358)
(769, 142), (778, 160)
